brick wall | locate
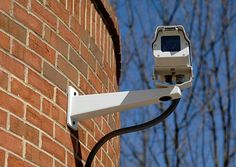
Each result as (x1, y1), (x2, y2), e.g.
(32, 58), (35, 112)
(0, 0), (121, 166)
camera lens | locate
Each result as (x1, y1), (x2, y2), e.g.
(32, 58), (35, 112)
(176, 74), (185, 84)
(165, 75), (172, 83)
(161, 36), (180, 52)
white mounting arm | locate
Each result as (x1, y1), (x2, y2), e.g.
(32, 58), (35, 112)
(67, 86), (181, 130)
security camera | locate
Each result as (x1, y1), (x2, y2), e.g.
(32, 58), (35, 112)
(152, 25), (193, 89)
(67, 25), (192, 130)
(67, 25), (193, 167)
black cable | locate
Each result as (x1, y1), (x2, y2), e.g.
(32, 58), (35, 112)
(85, 99), (180, 167)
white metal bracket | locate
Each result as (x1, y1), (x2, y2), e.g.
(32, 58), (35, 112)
(67, 86), (181, 130)
(67, 86), (79, 130)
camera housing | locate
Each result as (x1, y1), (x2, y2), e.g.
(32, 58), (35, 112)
(152, 25), (193, 89)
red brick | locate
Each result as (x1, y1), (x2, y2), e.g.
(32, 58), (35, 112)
(54, 124), (70, 148)
(66, 137), (76, 153)
(108, 114), (116, 130)
(87, 134), (96, 150)
(15, 0), (28, 7)
(101, 24), (105, 52)
(0, 109), (7, 128)
(102, 121), (111, 135)
(90, 38), (103, 65)
(69, 25), (84, 40)
(0, 149), (5, 166)
(81, 43), (96, 71)
(115, 113), (120, 128)
(10, 115), (39, 145)
(55, 160), (64, 167)
(0, 31), (10, 51)
(94, 116), (102, 129)
(0, 90), (24, 117)
(108, 143), (116, 161)
(13, 3), (42, 35)
(26, 143), (53, 167)
(80, 119), (94, 135)
(111, 52), (116, 71)
(0, 70), (8, 89)
(12, 40), (42, 72)
(94, 125), (103, 143)
(73, 0), (80, 18)
(11, 79), (41, 109)
(31, 0), (57, 29)
(67, 0), (73, 14)
(94, 159), (103, 167)
(25, 124), (39, 145)
(104, 32), (108, 62)
(0, 0), (11, 14)
(57, 55), (78, 84)
(0, 12), (27, 43)
(44, 26), (68, 56)
(29, 33), (55, 65)
(28, 70), (54, 99)
(0, 51), (25, 79)
(104, 61), (113, 80)
(106, 38), (110, 63)
(86, 0), (91, 32)
(10, 115), (25, 137)
(108, 79), (114, 93)
(108, 42), (113, 65)
(97, 64), (108, 88)
(42, 98), (66, 127)
(70, 15), (80, 35)
(26, 106), (53, 136)
(42, 134), (65, 162)
(55, 88), (67, 111)
(43, 62), (67, 92)
(26, 106), (41, 127)
(59, 22), (80, 52)
(8, 154), (34, 167)
(69, 47), (88, 77)
(67, 152), (77, 167)
(0, 129), (23, 155)
(41, 114), (53, 136)
(81, 0), (85, 28)
(79, 75), (94, 94)
(46, 0), (69, 24)
(102, 152), (112, 167)
(80, 28), (91, 46)
(77, 128), (87, 148)
(79, 143), (90, 161)
(95, 14), (101, 47)
(88, 69), (103, 93)
(59, 0), (66, 8)
(91, 6), (96, 37)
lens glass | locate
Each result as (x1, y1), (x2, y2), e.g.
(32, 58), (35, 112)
(161, 36), (180, 52)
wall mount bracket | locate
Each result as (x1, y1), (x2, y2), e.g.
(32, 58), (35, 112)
(67, 86), (182, 130)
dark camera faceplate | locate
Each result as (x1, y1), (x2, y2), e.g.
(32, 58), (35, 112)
(161, 36), (180, 52)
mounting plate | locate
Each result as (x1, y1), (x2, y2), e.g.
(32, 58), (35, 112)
(67, 86), (79, 130)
